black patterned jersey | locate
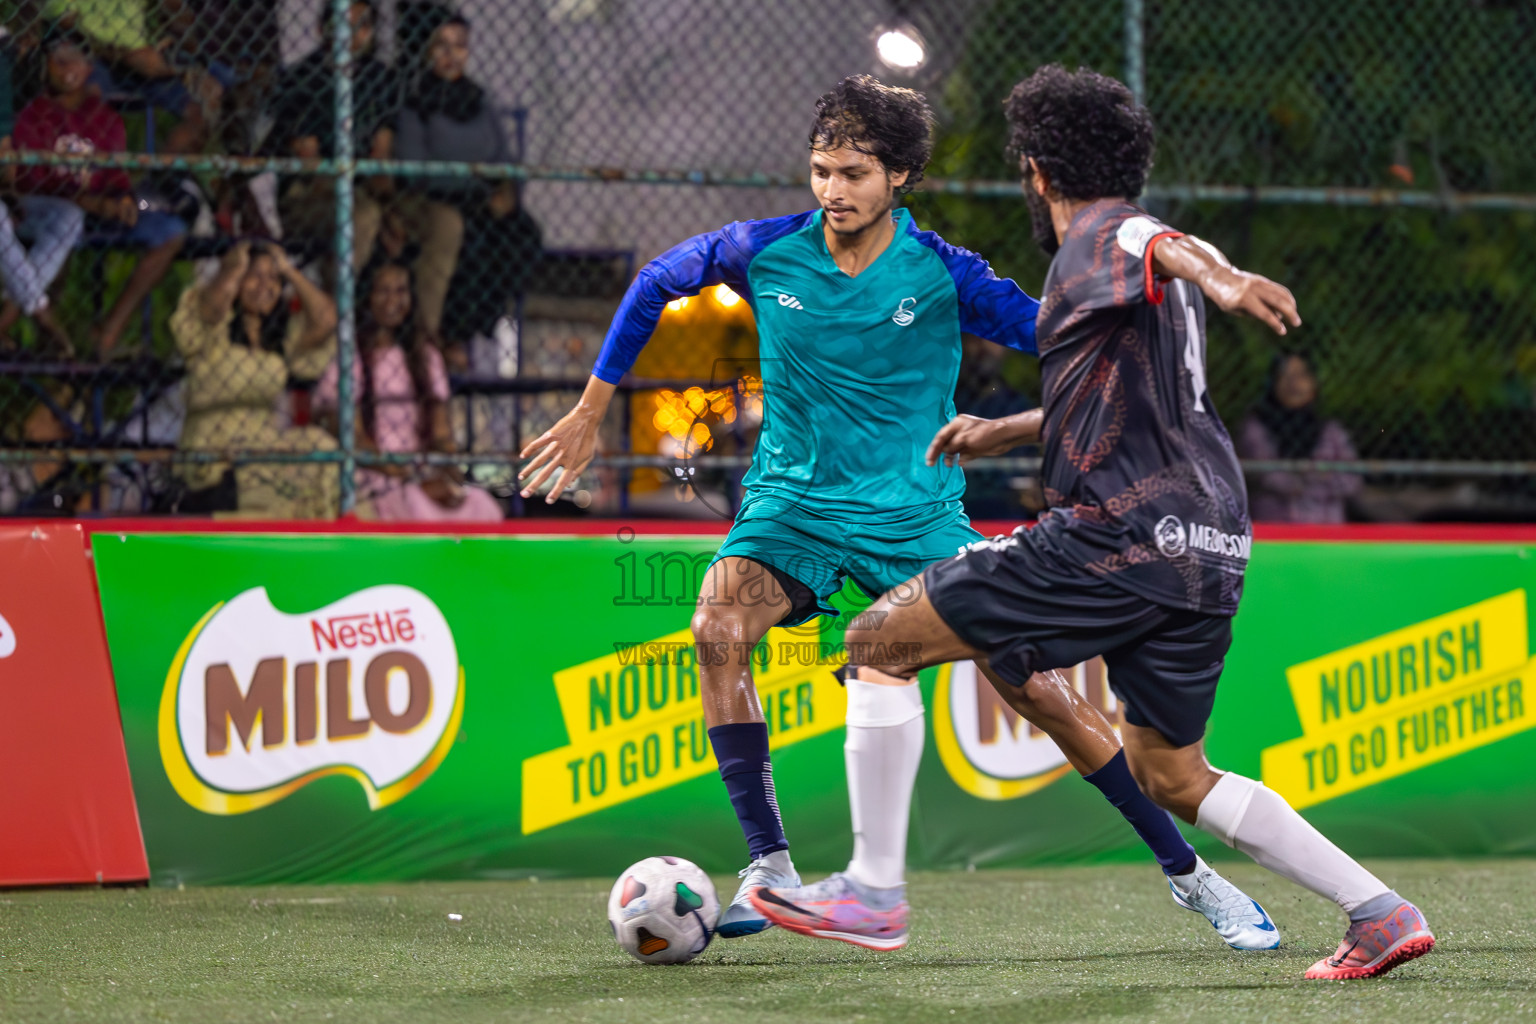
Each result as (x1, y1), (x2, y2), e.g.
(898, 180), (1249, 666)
(1031, 199), (1251, 615)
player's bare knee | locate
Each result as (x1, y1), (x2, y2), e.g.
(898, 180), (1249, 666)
(690, 604), (748, 659)
(845, 630), (899, 674)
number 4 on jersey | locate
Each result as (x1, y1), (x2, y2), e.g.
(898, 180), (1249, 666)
(1175, 280), (1209, 413)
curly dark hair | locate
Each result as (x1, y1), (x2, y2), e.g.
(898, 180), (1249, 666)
(808, 74), (936, 194)
(1003, 64), (1154, 200)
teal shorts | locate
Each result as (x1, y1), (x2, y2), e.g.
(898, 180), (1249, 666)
(710, 497), (984, 626)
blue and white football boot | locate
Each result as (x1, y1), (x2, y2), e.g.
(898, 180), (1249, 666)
(1169, 856), (1281, 950)
(716, 850), (800, 939)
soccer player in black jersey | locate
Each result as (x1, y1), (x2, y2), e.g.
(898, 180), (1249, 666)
(755, 65), (1434, 980)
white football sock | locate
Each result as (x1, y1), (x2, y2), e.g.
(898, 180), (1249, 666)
(1195, 772), (1391, 912)
(842, 674), (925, 891)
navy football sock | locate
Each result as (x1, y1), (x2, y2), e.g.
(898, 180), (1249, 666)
(708, 722), (788, 859)
(1084, 749), (1198, 877)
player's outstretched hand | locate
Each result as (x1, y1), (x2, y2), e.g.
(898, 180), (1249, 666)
(1205, 268), (1302, 336)
(519, 405), (601, 503)
(926, 414), (1019, 467)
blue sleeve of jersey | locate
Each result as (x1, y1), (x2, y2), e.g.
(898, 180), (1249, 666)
(910, 227), (1039, 354)
(591, 212), (814, 384)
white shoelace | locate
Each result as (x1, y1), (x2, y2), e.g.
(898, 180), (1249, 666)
(732, 860), (781, 905)
(1195, 871), (1265, 924)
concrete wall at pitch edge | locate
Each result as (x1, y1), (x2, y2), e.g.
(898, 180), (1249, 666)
(88, 529), (1536, 885)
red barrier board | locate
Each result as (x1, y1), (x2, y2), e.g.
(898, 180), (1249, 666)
(0, 524), (147, 886)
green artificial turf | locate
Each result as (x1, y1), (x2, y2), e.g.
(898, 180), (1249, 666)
(2, 860), (1531, 1023)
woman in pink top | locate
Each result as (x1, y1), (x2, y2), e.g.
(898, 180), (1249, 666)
(315, 261), (502, 521)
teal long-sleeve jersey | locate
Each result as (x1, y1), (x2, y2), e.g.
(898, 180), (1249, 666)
(592, 208), (1040, 522)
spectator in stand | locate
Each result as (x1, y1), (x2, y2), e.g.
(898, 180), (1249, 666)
(266, 0), (397, 270)
(438, 180), (539, 461)
(170, 242), (339, 519)
(0, 384), (95, 513)
(154, 1), (282, 231)
(0, 151), (83, 356)
(390, 14), (508, 338)
(313, 260), (502, 522)
(35, 0), (224, 155)
(0, 36), (84, 355)
(440, 179), (541, 368)
(157, 1), (278, 122)
(1237, 351), (1363, 523)
(12, 28), (186, 356)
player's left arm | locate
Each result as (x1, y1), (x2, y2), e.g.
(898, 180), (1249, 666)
(1150, 235), (1301, 336)
(956, 264), (1040, 353)
(917, 233), (1039, 353)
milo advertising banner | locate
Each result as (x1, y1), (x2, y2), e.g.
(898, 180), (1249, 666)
(161, 586), (464, 817)
(91, 532), (1536, 885)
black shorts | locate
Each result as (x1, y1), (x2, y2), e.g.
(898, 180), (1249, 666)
(922, 531), (1233, 748)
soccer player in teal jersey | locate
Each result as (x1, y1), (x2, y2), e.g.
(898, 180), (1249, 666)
(520, 76), (1270, 950)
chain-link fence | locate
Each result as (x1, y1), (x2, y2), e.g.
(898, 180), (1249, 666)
(0, 0), (1531, 522)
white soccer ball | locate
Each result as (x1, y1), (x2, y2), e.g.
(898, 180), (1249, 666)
(607, 855), (719, 965)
